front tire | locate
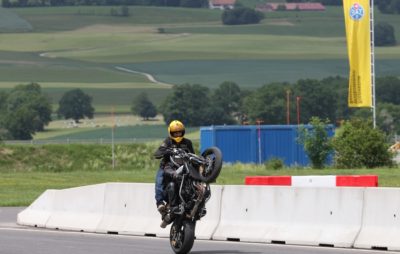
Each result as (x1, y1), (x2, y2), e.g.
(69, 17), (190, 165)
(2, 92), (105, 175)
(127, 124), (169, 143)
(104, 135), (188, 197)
(170, 220), (195, 254)
(201, 147), (223, 183)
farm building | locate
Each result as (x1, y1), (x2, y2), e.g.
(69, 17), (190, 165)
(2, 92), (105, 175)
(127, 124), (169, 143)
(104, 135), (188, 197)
(209, 0), (236, 10)
(256, 2), (325, 12)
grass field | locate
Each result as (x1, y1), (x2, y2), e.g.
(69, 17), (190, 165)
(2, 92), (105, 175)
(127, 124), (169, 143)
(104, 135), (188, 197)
(35, 124), (198, 140)
(0, 143), (398, 206)
(0, 6), (399, 115)
(1, 166), (400, 206)
(32, 114), (200, 140)
(0, 7), (32, 32)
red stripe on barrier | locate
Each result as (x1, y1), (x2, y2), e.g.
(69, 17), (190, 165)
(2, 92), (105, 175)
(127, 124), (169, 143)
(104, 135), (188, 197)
(245, 176), (292, 186)
(336, 175), (378, 187)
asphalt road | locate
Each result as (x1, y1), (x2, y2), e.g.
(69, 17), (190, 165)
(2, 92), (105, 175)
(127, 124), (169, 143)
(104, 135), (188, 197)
(0, 207), (396, 254)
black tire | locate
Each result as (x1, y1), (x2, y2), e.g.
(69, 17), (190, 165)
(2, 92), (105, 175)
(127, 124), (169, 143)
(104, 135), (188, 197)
(201, 147), (223, 183)
(170, 220), (196, 254)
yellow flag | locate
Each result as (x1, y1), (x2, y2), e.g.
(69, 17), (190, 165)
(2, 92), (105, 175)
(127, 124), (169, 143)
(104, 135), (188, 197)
(343, 0), (372, 107)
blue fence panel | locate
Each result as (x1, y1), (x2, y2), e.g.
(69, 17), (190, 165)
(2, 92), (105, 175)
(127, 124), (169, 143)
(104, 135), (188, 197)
(200, 125), (335, 166)
(261, 126), (299, 166)
(199, 127), (214, 153)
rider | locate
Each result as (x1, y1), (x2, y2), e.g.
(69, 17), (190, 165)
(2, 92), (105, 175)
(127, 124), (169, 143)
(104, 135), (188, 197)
(154, 120), (194, 228)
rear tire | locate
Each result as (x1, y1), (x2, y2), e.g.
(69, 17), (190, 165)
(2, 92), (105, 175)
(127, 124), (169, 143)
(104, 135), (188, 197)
(201, 147), (223, 183)
(170, 220), (195, 254)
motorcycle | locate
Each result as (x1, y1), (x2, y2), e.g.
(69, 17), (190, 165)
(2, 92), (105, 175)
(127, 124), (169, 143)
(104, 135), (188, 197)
(163, 147), (222, 254)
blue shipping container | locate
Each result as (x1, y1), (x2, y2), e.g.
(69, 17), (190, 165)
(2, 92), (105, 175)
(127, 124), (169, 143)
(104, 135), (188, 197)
(200, 125), (334, 166)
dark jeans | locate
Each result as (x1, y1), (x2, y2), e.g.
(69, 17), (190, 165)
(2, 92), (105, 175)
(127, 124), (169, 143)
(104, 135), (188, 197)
(155, 168), (166, 206)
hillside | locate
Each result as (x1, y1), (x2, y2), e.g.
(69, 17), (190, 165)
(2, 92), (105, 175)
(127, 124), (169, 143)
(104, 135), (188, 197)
(0, 5), (399, 113)
(0, 7), (32, 32)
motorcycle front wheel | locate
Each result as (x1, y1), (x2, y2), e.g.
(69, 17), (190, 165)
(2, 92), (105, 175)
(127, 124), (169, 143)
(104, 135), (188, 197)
(170, 220), (196, 254)
(201, 147), (223, 183)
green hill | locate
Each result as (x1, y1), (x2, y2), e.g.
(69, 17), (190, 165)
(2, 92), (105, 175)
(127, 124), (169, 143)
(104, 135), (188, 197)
(0, 7), (32, 32)
(1, 5), (399, 113)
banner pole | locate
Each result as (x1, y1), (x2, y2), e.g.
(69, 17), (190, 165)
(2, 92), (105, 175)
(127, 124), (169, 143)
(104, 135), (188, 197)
(370, 0), (376, 128)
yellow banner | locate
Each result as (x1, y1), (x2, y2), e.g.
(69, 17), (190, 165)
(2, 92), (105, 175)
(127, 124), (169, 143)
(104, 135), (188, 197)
(343, 0), (372, 107)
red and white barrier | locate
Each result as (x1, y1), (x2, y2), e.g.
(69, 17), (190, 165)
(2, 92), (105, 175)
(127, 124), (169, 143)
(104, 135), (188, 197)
(245, 175), (378, 187)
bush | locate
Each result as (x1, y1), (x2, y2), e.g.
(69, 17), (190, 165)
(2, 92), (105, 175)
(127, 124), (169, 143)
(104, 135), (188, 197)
(264, 157), (284, 170)
(375, 22), (397, 46)
(298, 117), (333, 169)
(222, 7), (264, 25)
(332, 119), (393, 168)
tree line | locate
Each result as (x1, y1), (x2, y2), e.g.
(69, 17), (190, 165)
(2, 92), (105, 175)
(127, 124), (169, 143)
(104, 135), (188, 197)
(0, 84), (94, 140)
(1, 76), (399, 140)
(378, 0), (400, 14)
(2, 0), (208, 8)
(153, 76), (400, 136)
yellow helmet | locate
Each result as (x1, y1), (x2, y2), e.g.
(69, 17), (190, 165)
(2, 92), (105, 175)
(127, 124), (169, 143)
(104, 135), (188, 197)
(168, 120), (185, 143)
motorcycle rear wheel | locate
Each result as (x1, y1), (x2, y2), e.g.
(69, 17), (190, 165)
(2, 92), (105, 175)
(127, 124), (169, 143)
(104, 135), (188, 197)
(170, 220), (195, 254)
(201, 147), (223, 183)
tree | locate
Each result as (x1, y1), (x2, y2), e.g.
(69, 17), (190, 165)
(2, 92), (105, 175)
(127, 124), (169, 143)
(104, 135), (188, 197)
(242, 83), (288, 124)
(298, 117), (333, 169)
(4, 107), (38, 140)
(293, 79), (338, 124)
(222, 7), (264, 25)
(375, 22), (396, 46)
(332, 119), (393, 168)
(0, 92), (8, 140)
(377, 0), (400, 14)
(0, 83), (52, 140)
(180, 0), (207, 8)
(352, 103), (400, 136)
(212, 81), (241, 116)
(131, 92), (157, 120)
(58, 89), (94, 123)
(376, 76), (400, 105)
(120, 5), (130, 16)
(160, 84), (210, 126)
(6, 83), (52, 132)
(377, 103), (400, 135)
(2, 0), (11, 7)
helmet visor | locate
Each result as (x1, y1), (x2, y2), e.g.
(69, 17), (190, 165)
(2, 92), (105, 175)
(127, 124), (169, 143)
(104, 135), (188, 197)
(171, 131), (183, 138)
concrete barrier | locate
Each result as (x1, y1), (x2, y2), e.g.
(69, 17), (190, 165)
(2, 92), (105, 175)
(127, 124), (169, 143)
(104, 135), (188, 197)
(96, 183), (223, 239)
(17, 189), (57, 227)
(354, 188), (400, 251)
(213, 186), (363, 247)
(45, 184), (106, 232)
(292, 175), (336, 187)
(213, 185), (289, 242)
(18, 182), (400, 251)
(97, 183), (169, 237)
(195, 185), (223, 240)
(246, 175), (378, 187)
(266, 187), (363, 247)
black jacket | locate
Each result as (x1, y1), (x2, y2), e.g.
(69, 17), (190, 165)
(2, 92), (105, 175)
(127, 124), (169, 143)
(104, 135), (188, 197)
(154, 137), (195, 177)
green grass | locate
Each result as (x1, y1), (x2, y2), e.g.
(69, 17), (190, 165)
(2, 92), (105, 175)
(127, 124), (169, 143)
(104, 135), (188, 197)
(0, 171), (155, 206)
(0, 143), (399, 206)
(35, 124), (198, 140)
(0, 86), (171, 113)
(119, 59), (400, 87)
(12, 6), (221, 32)
(0, 7), (32, 32)
(1, 166), (400, 206)
(0, 6), (400, 113)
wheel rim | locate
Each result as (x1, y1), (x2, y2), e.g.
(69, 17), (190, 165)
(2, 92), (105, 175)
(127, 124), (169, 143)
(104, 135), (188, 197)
(171, 223), (184, 250)
(203, 153), (216, 177)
